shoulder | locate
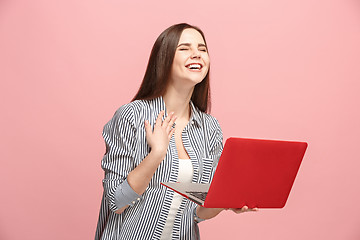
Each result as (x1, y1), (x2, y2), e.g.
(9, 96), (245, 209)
(112, 99), (150, 119)
(109, 99), (154, 128)
(113, 102), (135, 121)
(203, 114), (222, 143)
(194, 107), (222, 134)
(196, 111), (223, 154)
(203, 112), (221, 127)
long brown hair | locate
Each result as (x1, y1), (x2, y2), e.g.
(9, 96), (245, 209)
(132, 23), (211, 113)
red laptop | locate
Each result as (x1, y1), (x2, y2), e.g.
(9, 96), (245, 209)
(161, 137), (308, 208)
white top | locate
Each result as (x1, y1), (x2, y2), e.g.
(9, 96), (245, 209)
(160, 159), (194, 239)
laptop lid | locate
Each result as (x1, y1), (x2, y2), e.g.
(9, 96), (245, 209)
(203, 137), (307, 208)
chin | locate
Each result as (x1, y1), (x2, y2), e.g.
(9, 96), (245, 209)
(172, 73), (206, 88)
(187, 74), (207, 84)
(187, 77), (205, 86)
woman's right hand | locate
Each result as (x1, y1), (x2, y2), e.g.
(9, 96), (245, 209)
(124, 111), (177, 203)
(144, 110), (177, 160)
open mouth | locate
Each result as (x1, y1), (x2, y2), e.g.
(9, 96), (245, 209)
(185, 63), (203, 70)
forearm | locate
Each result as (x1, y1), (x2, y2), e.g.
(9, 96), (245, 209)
(127, 151), (165, 195)
(115, 205), (129, 214)
(196, 206), (223, 220)
(114, 151), (164, 214)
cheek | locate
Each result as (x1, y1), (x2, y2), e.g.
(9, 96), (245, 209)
(203, 57), (210, 70)
(171, 62), (184, 77)
(173, 56), (185, 70)
(203, 55), (210, 66)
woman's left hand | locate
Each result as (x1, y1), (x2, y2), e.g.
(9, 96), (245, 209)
(225, 205), (258, 214)
(196, 205), (258, 221)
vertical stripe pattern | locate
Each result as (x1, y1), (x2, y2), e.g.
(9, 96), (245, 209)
(95, 96), (223, 240)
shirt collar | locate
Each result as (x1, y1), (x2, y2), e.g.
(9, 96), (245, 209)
(151, 95), (202, 127)
(189, 100), (202, 127)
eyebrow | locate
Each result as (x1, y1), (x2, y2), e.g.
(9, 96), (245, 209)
(177, 43), (207, 48)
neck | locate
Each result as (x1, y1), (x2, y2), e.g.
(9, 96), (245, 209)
(162, 85), (194, 121)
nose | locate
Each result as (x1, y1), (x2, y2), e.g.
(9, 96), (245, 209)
(190, 49), (201, 59)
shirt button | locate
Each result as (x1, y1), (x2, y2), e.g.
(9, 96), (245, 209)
(137, 198), (141, 201)
(132, 201), (136, 204)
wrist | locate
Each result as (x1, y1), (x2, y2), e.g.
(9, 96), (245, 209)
(196, 206), (224, 220)
(149, 149), (166, 162)
(194, 206), (206, 223)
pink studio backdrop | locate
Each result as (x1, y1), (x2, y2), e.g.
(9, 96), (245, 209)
(1, 0), (359, 239)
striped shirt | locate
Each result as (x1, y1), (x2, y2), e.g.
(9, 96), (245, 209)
(95, 96), (223, 240)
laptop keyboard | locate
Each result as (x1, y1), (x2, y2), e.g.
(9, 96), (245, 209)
(186, 191), (208, 201)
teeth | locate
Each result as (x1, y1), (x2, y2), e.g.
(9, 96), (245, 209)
(187, 64), (201, 69)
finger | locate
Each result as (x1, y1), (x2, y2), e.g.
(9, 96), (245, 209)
(231, 208), (240, 213)
(166, 115), (177, 132)
(144, 120), (152, 135)
(162, 112), (174, 128)
(234, 208), (244, 214)
(242, 206), (248, 211)
(155, 111), (165, 127)
(168, 127), (176, 139)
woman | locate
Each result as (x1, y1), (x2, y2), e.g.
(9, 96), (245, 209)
(95, 23), (256, 240)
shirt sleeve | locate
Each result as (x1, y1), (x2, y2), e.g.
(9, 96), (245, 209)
(101, 105), (141, 212)
(210, 118), (224, 181)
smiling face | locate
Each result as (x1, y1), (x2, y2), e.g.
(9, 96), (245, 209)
(169, 28), (210, 89)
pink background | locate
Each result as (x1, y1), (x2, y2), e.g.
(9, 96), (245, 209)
(1, 0), (359, 239)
